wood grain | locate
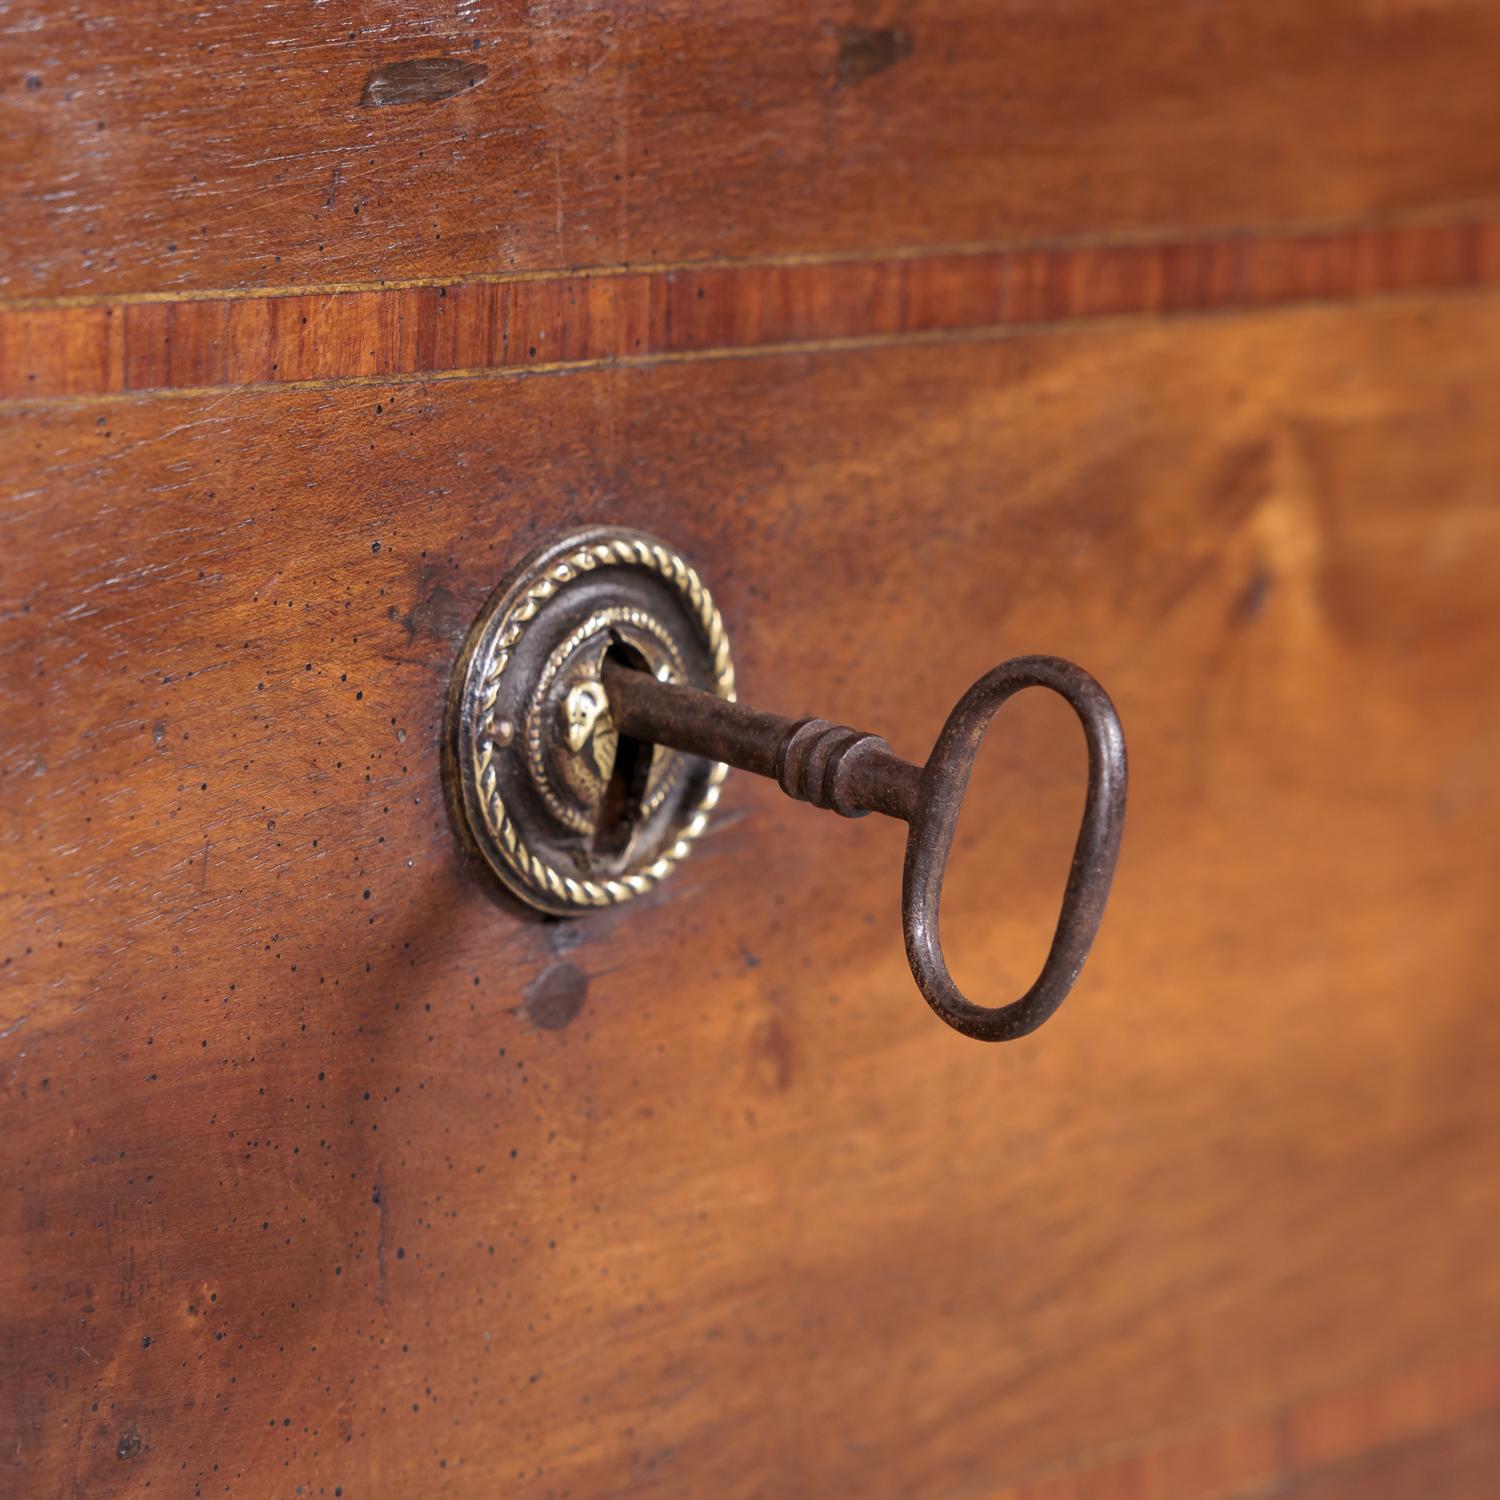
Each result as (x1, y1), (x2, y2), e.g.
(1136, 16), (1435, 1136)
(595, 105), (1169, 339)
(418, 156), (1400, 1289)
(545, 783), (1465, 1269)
(4, 293), (1500, 1496)
(4, 220), (1500, 404)
(4, 0), (1500, 301)
(1274, 1413), (1500, 1500)
(987, 1350), (1500, 1500)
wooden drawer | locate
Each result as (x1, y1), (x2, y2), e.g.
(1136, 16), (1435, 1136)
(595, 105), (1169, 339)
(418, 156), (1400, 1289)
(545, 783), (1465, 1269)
(3, 5), (1500, 1496)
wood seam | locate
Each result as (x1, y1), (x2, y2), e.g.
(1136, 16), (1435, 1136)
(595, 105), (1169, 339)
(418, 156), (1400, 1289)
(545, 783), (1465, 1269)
(2, 205), (1494, 316)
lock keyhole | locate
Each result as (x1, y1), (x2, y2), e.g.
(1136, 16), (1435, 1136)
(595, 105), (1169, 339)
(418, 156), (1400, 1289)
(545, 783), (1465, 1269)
(593, 638), (653, 859)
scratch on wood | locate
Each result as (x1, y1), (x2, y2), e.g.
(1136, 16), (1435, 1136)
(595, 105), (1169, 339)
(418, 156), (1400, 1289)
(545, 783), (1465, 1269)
(361, 58), (489, 108)
(373, 1179), (388, 1306)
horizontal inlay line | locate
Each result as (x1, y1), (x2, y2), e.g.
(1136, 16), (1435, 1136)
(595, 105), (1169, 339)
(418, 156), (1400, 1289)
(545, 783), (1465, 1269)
(0, 206), (1488, 315)
(2, 221), (1497, 406)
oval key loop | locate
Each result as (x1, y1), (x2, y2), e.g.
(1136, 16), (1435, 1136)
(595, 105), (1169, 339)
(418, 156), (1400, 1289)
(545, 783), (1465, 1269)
(902, 656), (1127, 1041)
(601, 653), (1127, 1043)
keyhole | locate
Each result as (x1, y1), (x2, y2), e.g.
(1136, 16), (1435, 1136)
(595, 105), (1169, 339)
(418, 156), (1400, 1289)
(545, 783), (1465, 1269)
(593, 638), (653, 859)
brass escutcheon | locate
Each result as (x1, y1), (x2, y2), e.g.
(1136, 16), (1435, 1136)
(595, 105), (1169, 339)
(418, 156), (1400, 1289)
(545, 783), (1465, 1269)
(446, 526), (735, 916)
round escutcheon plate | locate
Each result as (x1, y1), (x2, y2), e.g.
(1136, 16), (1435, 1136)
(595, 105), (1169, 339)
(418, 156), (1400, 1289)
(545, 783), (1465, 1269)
(446, 526), (736, 915)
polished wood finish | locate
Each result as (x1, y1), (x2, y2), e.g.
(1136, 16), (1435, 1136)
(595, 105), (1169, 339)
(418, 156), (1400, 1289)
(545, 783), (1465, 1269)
(4, 220), (1500, 405)
(6, 0), (1500, 1493)
(4, 295), (1500, 1495)
(4, 1), (1500, 301)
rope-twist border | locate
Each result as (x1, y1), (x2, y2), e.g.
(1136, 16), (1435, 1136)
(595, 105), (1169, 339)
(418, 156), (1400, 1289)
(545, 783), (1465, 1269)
(470, 534), (735, 909)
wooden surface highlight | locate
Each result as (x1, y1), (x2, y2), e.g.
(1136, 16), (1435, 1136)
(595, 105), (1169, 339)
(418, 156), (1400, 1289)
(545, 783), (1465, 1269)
(3, 219), (1498, 404)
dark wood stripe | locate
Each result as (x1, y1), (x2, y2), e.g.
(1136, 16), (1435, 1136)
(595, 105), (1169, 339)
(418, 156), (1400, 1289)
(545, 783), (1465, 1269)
(3, 222), (1498, 403)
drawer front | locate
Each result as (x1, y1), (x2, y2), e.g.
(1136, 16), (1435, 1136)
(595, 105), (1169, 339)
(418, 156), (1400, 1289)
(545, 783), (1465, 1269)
(4, 7), (1500, 1498)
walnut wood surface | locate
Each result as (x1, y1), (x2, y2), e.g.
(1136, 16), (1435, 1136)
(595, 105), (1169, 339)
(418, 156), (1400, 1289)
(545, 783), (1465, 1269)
(4, 0), (1500, 301)
(6, 0), (1500, 1492)
(4, 295), (1500, 1496)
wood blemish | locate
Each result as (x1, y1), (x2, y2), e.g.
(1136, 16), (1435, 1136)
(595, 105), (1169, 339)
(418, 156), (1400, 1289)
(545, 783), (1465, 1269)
(523, 963), (588, 1031)
(361, 58), (489, 108)
(372, 1179), (389, 1306)
(835, 26), (913, 87)
(400, 582), (463, 645)
(1229, 567), (1275, 628)
(747, 1013), (794, 1094)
